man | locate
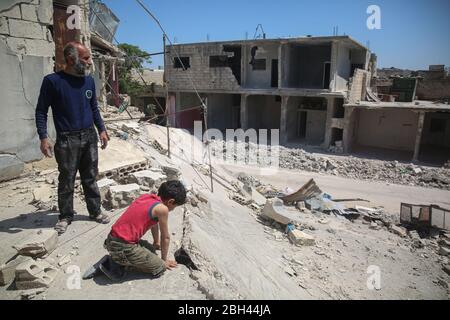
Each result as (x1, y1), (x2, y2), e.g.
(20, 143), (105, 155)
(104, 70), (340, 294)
(35, 41), (110, 235)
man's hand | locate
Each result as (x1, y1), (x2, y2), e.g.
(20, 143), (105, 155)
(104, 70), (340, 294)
(40, 138), (53, 157)
(99, 131), (109, 149)
(165, 260), (178, 270)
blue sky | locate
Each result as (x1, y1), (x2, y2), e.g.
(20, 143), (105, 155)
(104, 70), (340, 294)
(102, 0), (450, 70)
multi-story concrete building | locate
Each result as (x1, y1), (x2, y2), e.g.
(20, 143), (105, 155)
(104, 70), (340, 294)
(164, 36), (450, 165)
(164, 36), (374, 148)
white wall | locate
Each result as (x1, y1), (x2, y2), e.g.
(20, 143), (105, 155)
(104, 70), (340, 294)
(244, 44), (279, 89)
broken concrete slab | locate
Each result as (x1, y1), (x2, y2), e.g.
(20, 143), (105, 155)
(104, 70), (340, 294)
(231, 193), (251, 206)
(121, 122), (140, 134)
(288, 229), (315, 246)
(0, 255), (32, 286)
(262, 198), (300, 225)
(13, 229), (58, 258)
(128, 170), (167, 188)
(280, 178), (322, 204)
(389, 225), (408, 238)
(57, 254), (71, 267)
(105, 183), (141, 209)
(15, 259), (58, 290)
(439, 245), (450, 256)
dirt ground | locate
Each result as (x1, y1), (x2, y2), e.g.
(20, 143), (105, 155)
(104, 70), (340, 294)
(0, 123), (449, 300)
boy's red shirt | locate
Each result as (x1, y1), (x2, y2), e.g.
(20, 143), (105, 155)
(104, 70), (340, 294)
(110, 194), (161, 244)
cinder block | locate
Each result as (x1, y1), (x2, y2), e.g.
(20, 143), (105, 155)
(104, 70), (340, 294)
(0, 255), (32, 286)
(8, 19), (45, 39)
(389, 225), (407, 238)
(23, 38), (54, 57)
(15, 259), (58, 290)
(97, 177), (117, 200)
(13, 229), (58, 258)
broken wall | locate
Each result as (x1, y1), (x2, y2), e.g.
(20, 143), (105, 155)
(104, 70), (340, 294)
(416, 78), (450, 101)
(246, 95), (281, 130)
(333, 42), (351, 92)
(243, 43), (278, 89)
(0, 0), (55, 181)
(166, 43), (241, 91)
(356, 109), (419, 151)
(207, 93), (240, 130)
(421, 112), (450, 148)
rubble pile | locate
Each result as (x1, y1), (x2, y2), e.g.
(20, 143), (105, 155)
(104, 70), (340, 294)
(208, 139), (450, 190)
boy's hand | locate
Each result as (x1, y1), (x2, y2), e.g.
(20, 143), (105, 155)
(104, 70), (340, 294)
(165, 260), (178, 270)
(153, 242), (161, 250)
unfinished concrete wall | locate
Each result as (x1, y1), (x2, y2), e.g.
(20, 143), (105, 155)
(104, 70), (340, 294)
(243, 43), (278, 89)
(0, 0), (55, 181)
(283, 44), (331, 89)
(333, 42), (351, 92)
(421, 112), (450, 148)
(207, 94), (240, 130)
(166, 43), (241, 91)
(356, 109), (419, 151)
(246, 95), (281, 130)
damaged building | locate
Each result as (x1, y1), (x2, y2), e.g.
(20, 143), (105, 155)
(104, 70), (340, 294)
(0, 0), (122, 182)
(164, 36), (374, 147)
(165, 36), (450, 165)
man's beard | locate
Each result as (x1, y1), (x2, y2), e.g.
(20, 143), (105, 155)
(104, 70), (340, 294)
(73, 59), (90, 76)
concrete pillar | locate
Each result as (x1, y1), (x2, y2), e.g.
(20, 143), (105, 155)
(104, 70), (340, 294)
(412, 111), (426, 162)
(342, 106), (355, 153)
(99, 60), (106, 110)
(323, 97), (335, 148)
(240, 94), (248, 129)
(280, 96), (290, 144)
(278, 44), (283, 89)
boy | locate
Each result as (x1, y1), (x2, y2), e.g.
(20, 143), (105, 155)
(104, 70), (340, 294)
(103, 180), (186, 278)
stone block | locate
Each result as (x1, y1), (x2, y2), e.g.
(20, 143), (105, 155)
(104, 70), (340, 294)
(37, 0), (53, 25)
(0, 17), (9, 35)
(0, 154), (24, 182)
(389, 225), (407, 237)
(13, 229), (58, 257)
(8, 19), (44, 39)
(106, 183), (140, 209)
(15, 259), (58, 290)
(288, 229), (315, 246)
(0, 255), (32, 286)
(23, 38), (54, 57)
(121, 122), (140, 134)
(262, 198), (299, 225)
(21, 4), (38, 22)
(128, 170), (166, 188)
(2, 5), (21, 19)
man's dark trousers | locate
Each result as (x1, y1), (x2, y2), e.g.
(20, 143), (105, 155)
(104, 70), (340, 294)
(54, 126), (101, 221)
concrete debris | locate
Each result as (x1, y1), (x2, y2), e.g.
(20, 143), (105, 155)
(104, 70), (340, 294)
(280, 178), (322, 204)
(439, 245), (450, 256)
(121, 122), (141, 134)
(161, 165), (182, 180)
(97, 178), (117, 200)
(15, 259), (58, 290)
(105, 184), (141, 209)
(128, 170), (167, 188)
(13, 229), (58, 258)
(288, 229), (316, 246)
(295, 201), (306, 212)
(195, 190), (209, 203)
(390, 225), (408, 238)
(262, 198), (300, 225)
(32, 185), (53, 203)
(443, 264), (450, 275)
(19, 288), (46, 300)
(237, 172), (262, 188)
(231, 193), (251, 206)
(57, 255), (71, 267)
(0, 256), (32, 286)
